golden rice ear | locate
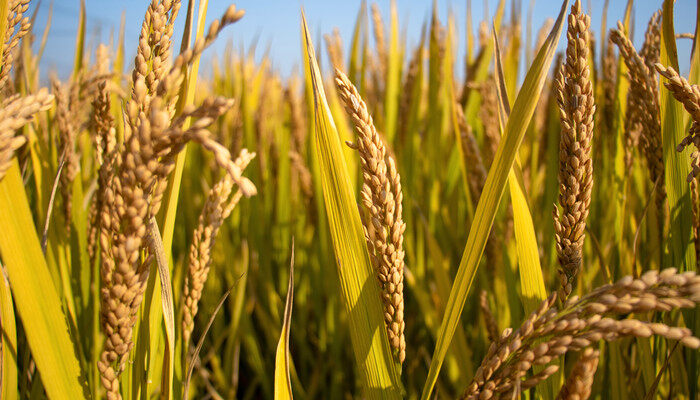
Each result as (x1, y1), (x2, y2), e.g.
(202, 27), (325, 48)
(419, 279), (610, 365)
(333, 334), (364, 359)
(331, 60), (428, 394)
(610, 16), (666, 215)
(0, 0), (31, 90)
(334, 68), (406, 364)
(97, 2), (251, 396)
(0, 89), (53, 181)
(553, 0), (595, 302)
(301, 9), (402, 396)
(462, 269), (700, 400)
(556, 348), (600, 400)
(182, 148), (255, 347)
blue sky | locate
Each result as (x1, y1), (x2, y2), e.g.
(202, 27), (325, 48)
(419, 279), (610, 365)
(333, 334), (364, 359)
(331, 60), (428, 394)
(30, 1), (698, 82)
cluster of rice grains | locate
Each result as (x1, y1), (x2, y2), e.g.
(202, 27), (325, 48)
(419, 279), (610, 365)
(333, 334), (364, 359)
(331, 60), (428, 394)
(610, 12), (666, 219)
(182, 148), (256, 346)
(553, 0), (595, 301)
(0, 89), (53, 180)
(657, 64), (700, 181)
(335, 69), (407, 364)
(462, 269), (700, 399)
(92, 1), (254, 397)
(0, 0), (45, 181)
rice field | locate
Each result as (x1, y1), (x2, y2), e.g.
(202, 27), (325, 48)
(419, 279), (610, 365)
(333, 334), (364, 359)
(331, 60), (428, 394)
(0, 0), (699, 399)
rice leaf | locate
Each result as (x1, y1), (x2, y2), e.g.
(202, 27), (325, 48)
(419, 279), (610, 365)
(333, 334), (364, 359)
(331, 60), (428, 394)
(0, 161), (86, 400)
(509, 165), (547, 311)
(660, 1), (698, 395)
(690, 2), (700, 85)
(420, 2), (568, 398)
(492, 22), (547, 316)
(494, 28), (555, 398)
(348, 1), (366, 83)
(660, 0), (697, 277)
(301, 10), (401, 398)
(72, 0), (85, 78)
(0, 262), (17, 400)
(274, 241), (295, 400)
(146, 217), (175, 400)
(384, 0), (400, 143)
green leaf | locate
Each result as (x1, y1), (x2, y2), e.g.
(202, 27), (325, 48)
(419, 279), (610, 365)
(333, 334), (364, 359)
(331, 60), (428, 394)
(0, 161), (86, 400)
(301, 10), (401, 399)
(420, 2), (568, 398)
(492, 20), (547, 316)
(384, 0), (400, 143)
(494, 27), (554, 397)
(0, 262), (17, 400)
(660, 1), (698, 396)
(71, 0), (85, 78)
(274, 242), (295, 400)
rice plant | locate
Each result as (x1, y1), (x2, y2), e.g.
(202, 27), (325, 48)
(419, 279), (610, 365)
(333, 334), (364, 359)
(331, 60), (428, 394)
(0, 0), (699, 399)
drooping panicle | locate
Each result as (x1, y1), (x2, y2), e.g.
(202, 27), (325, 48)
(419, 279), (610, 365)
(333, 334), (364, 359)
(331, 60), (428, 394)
(656, 63), (700, 181)
(610, 15), (666, 211)
(461, 268), (700, 399)
(0, 0), (30, 91)
(97, 4), (252, 398)
(182, 149), (256, 347)
(0, 89), (53, 181)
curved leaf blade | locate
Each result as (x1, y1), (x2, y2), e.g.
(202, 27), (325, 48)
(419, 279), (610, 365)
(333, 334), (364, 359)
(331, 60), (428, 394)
(420, 2), (569, 398)
(301, 10), (401, 399)
(274, 242), (295, 400)
(0, 162), (86, 400)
